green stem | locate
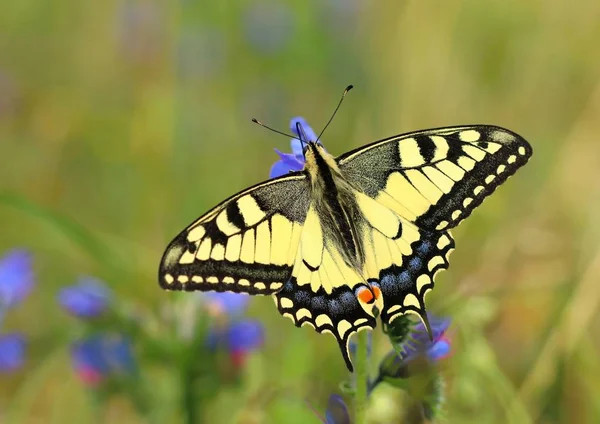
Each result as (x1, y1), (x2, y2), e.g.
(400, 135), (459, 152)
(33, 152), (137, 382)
(182, 368), (200, 424)
(354, 331), (369, 424)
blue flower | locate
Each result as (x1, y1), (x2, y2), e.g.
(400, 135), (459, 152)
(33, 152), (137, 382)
(376, 316), (451, 387)
(203, 292), (250, 317)
(58, 277), (112, 318)
(206, 319), (264, 351)
(227, 319), (264, 353)
(71, 334), (135, 386)
(0, 249), (34, 309)
(400, 316), (451, 363)
(270, 117), (318, 178)
(324, 394), (351, 424)
(0, 333), (26, 373)
(206, 319), (264, 368)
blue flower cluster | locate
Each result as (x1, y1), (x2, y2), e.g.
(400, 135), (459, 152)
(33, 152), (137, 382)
(55, 276), (264, 386)
(0, 249), (34, 372)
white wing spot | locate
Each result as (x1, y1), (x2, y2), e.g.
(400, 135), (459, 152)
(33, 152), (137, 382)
(451, 210), (462, 220)
(387, 304), (401, 314)
(255, 282), (266, 290)
(296, 308), (312, 320)
(187, 225), (206, 242)
(459, 130), (480, 142)
(485, 175), (496, 184)
(165, 274), (174, 284)
(354, 318), (369, 326)
(518, 146), (527, 155)
(416, 274), (432, 292)
(463, 197), (473, 208)
(239, 279), (250, 287)
(191, 276), (203, 283)
(315, 314), (333, 328)
(177, 275), (189, 283)
(483, 143), (502, 154)
(457, 156), (476, 171)
(497, 164), (506, 174)
(337, 320), (352, 338)
(280, 297), (293, 309)
(436, 220), (449, 230)
(403, 293), (420, 308)
(270, 282), (283, 290)
(437, 235), (451, 249)
(507, 155), (517, 164)
(474, 185), (485, 196)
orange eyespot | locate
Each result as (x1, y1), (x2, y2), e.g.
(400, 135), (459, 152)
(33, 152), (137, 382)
(371, 285), (382, 300)
(356, 286), (374, 304)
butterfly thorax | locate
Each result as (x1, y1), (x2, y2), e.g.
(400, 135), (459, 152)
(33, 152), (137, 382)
(303, 143), (366, 271)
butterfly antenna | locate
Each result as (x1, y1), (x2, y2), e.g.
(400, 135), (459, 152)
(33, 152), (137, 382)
(316, 84), (353, 143)
(252, 118), (300, 141)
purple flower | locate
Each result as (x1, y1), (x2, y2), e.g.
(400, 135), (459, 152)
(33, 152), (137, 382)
(270, 117), (318, 178)
(58, 277), (112, 318)
(401, 316), (451, 363)
(0, 333), (26, 372)
(207, 319), (264, 351)
(325, 394), (351, 424)
(71, 334), (135, 386)
(227, 319), (264, 353)
(203, 292), (250, 317)
(376, 316), (452, 388)
(0, 249), (34, 309)
(206, 319), (264, 368)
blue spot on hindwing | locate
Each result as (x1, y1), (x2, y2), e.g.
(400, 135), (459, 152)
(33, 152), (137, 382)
(417, 240), (432, 255)
(409, 257), (422, 271)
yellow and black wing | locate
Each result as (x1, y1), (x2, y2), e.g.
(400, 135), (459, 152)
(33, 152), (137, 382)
(337, 125), (532, 326)
(338, 125), (533, 232)
(273, 205), (378, 371)
(159, 173), (310, 295)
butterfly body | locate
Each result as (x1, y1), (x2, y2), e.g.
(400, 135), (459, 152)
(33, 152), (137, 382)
(159, 123), (532, 371)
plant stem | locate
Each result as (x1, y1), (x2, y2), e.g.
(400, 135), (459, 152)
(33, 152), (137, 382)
(354, 330), (369, 424)
(182, 368), (200, 424)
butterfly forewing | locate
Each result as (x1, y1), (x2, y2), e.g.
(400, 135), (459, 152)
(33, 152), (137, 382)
(159, 174), (310, 295)
(338, 125), (533, 232)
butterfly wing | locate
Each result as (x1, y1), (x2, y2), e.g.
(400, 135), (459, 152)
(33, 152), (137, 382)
(337, 125), (532, 326)
(338, 125), (533, 232)
(274, 205), (377, 371)
(159, 173), (310, 295)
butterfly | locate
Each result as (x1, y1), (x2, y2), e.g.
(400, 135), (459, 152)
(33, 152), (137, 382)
(158, 100), (532, 371)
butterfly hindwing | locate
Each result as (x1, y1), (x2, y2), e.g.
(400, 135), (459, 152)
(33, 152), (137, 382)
(159, 174), (310, 295)
(375, 231), (455, 326)
(274, 206), (377, 371)
(355, 190), (455, 326)
(338, 125), (533, 232)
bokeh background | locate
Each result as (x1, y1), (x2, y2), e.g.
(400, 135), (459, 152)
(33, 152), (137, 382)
(1, 0), (600, 422)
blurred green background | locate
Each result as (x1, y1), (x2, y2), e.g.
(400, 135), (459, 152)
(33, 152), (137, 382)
(1, 0), (600, 422)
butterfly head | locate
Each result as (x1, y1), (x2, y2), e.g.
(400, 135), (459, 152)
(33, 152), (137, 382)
(292, 118), (324, 157)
